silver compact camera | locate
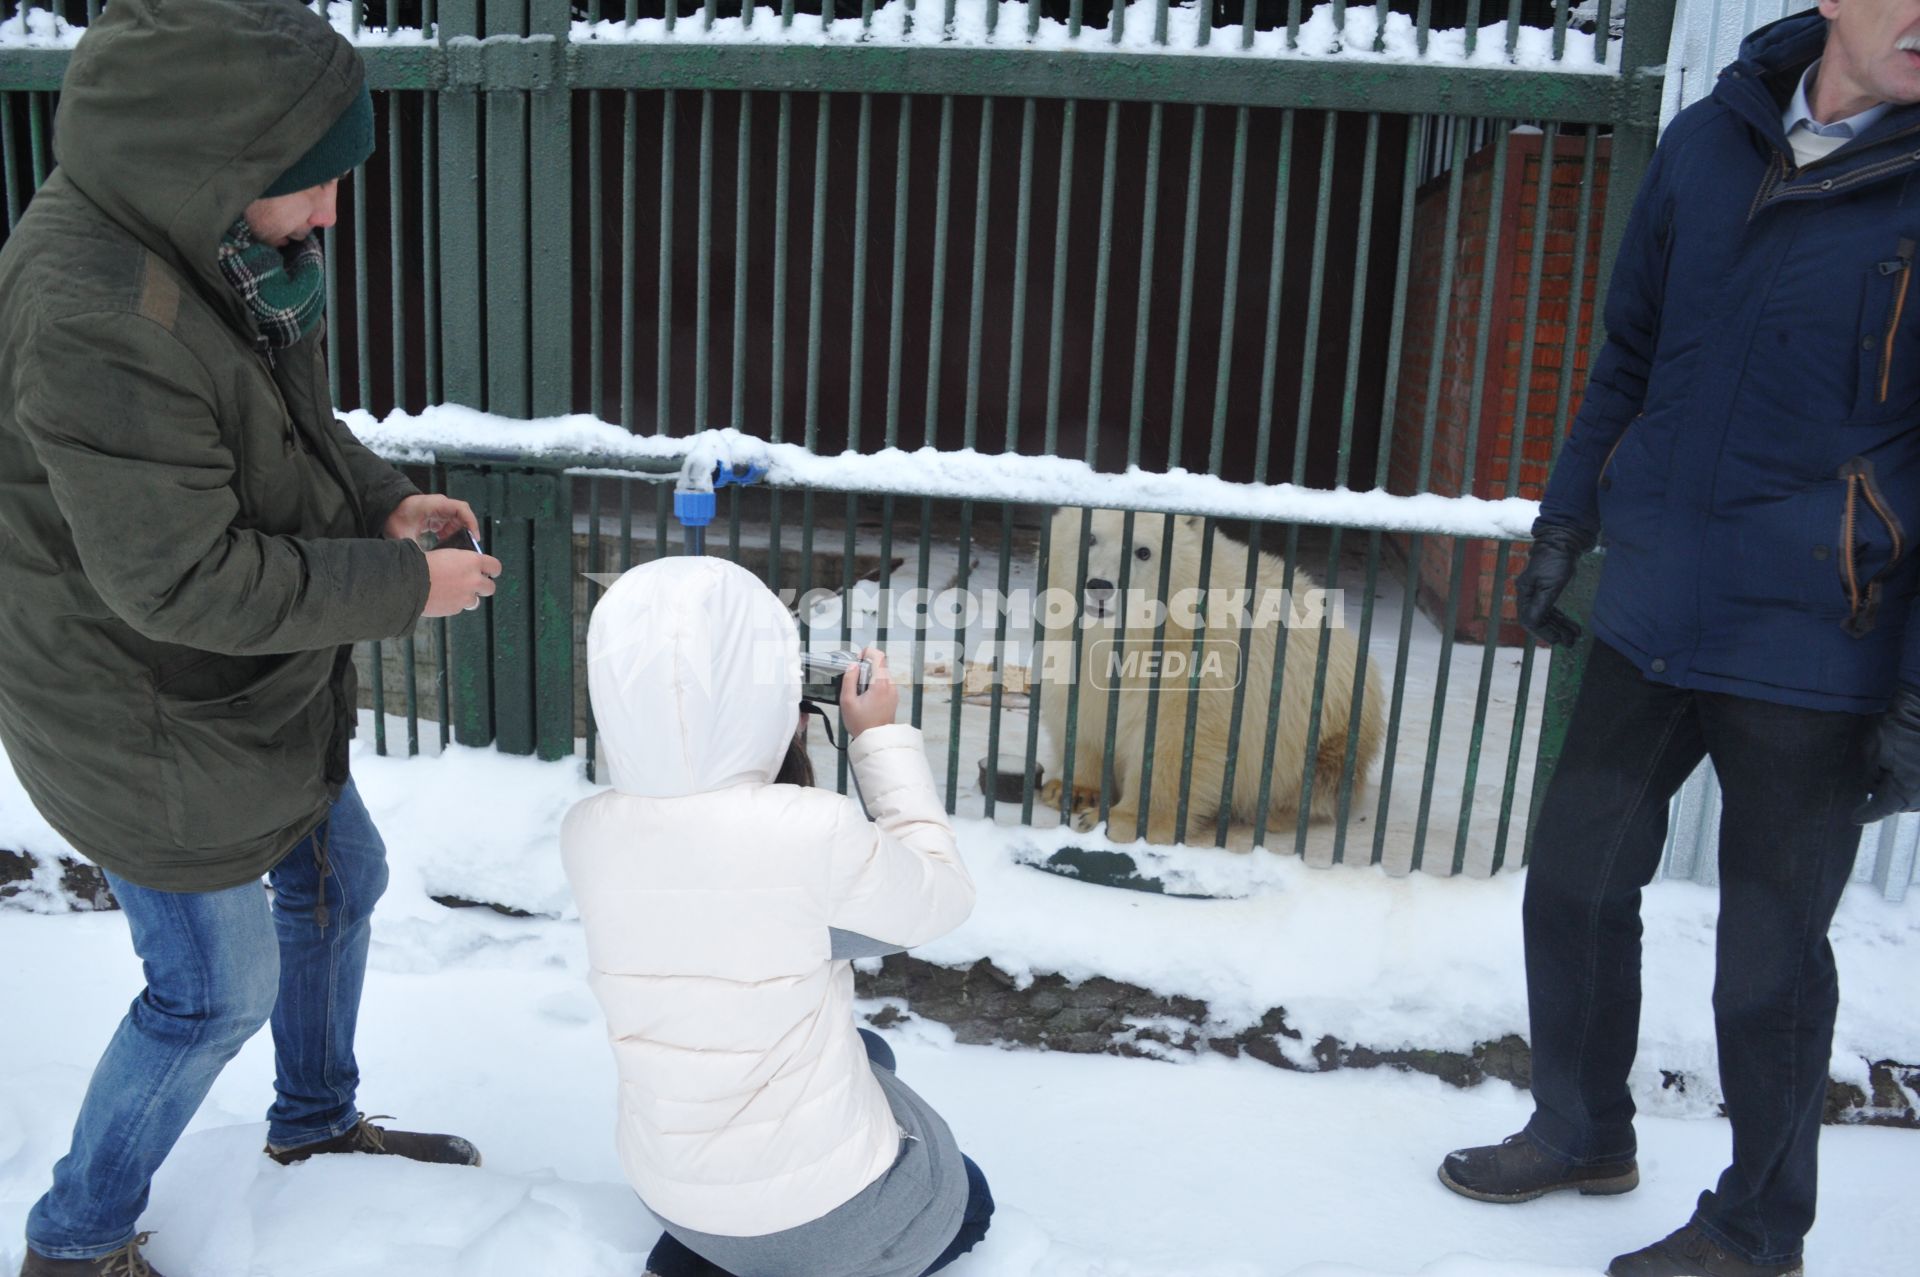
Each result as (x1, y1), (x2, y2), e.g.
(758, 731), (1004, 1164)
(800, 649), (873, 702)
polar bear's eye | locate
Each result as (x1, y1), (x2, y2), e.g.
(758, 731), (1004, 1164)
(1135, 545), (1152, 561)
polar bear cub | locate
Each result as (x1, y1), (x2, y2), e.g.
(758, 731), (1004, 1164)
(1033, 508), (1385, 846)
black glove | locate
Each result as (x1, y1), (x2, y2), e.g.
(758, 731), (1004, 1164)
(1852, 687), (1920, 825)
(1514, 521), (1594, 648)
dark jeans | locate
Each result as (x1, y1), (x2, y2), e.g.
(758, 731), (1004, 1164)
(1522, 640), (1869, 1266)
(646, 1030), (995, 1277)
(26, 783), (388, 1259)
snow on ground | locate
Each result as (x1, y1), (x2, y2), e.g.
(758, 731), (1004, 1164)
(4, 730), (1916, 1276)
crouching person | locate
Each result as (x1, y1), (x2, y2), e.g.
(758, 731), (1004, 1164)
(562, 558), (995, 1277)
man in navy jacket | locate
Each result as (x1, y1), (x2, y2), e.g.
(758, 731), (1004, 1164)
(1437, 5), (1920, 1276)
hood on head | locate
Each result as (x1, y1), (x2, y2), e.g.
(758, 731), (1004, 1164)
(1733, 10), (1828, 79)
(53, 0), (363, 318)
(587, 557), (802, 798)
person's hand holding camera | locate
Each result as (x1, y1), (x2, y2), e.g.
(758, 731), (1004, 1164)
(840, 647), (898, 738)
(422, 530), (504, 619)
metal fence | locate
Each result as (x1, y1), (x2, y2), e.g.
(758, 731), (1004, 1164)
(2, 0), (1684, 877)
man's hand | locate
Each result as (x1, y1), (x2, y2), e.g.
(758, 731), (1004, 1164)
(1853, 687), (1920, 824)
(385, 493), (479, 544)
(840, 647), (899, 739)
(1514, 521), (1594, 648)
(423, 546), (504, 619)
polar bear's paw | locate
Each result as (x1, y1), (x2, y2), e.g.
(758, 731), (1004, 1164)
(1038, 778), (1103, 818)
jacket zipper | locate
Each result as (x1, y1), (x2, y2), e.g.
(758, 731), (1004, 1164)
(1879, 238), (1916, 404)
(1839, 458), (1908, 635)
(1753, 123), (1920, 220)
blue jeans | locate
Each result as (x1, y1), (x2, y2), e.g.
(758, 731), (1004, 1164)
(25, 782), (389, 1260)
(1522, 641), (1868, 1266)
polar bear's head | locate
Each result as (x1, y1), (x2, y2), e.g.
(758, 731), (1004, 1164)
(1045, 507), (1204, 621)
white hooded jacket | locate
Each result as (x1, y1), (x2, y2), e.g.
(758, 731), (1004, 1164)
(561, 557), (976, 1237)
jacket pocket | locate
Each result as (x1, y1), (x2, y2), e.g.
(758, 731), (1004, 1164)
(155, 650), (333, 849)
(1854, 238), (1918, 421)
(1838, 457), (1907, 636)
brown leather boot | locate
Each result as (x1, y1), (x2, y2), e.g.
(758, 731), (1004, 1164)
(19, 1232), (166, 1276)
(264, 1113), (481, 1168)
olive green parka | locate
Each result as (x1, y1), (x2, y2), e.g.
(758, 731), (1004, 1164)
(0, 0), (430, 891)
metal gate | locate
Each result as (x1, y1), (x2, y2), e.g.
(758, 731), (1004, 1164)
(1, 0), (1680, 878)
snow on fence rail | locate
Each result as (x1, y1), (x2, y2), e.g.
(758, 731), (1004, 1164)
(345, 407), (1544, 539)
(1, 0), (1624, 71)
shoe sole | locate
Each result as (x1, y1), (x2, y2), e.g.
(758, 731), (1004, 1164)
(1436, 1162), (1639, 1204)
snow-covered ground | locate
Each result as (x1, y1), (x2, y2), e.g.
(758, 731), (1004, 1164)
(3, 733), (1915, 1276)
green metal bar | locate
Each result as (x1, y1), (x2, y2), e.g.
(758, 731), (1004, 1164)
(1165, 105), (1207, 470)
(1134, 512), (1180, 839)
(2, 96), (21, 232)
(1464, 0), (1481, 58)
(1491, 637), (1540, 871)
(839, 491), (858, 795)
(772, 91), (792, 442)
(590, 90), (606, 421)
(1042, 98), (1077, 457)
(1206, 106), (1251, 476)
(1056, 508), (1097, 823)
(530, 0), (573, 417)
(696, 90), (715, 429)
(423, 93), (442, 405)
(1212, 519), (1265, 846)
(1409, 539), (1468, 872)
(371, 639), (387, 755)
(1553, 0), (1570, 62)
(1173, 519), (1220, 843)
(982, 504), (1015, 819)
(1289, 527), (1345, 858)
(354, 159), (372, 412)
(530, 470), (574, 760)
(884, 94), (913, 450)
(961, 97), (995, 451)
(1251, 110), (1296, 481)
(923, 95), (957, 448)
(1415, 0), (1431, 55)
(804, 94), (832, 451)
(657, 89), (677, 433)
(1288, 112), (1339, 488)
(1124, 103), (1165, 469)
(1020, 513), (1053, 824)
(1506, 0), (1523, 59)
(1004, 98), (1038, 453)
(325, 188), (341, 406)
(585, 476), (601, 777)
(732, 91), (755, 432)
(848, 93), (874, 448)
(1096, 509), (1141, 829)
(912, 498), (932, 727)
(1084, 102), (1123, 466)
(944, 500), (974, 813)
(389, 92), (409, 414)
(622, 89), (638, 427)
(27, 91), (48, 188)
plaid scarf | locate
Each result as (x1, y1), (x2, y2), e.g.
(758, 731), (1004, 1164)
(216, 218), (325, 353)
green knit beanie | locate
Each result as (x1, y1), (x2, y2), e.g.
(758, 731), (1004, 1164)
(262, 83), (373, 198)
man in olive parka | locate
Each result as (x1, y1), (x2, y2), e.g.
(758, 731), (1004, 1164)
(0, 3), (503, 1272)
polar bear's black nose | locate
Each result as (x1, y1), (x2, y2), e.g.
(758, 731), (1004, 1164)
(1085, 578), (1115, 597)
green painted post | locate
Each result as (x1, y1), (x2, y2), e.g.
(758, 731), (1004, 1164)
(436, 0), (485, 409)
(446, 465), (495, 747)
(491, 471), (538, 756)
(522, 471), (576, 761)
(485, 0), (532, 418)
(530, 0), (574, 417)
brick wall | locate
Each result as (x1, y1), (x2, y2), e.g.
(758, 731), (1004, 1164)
(1388, 131), (1610, 645)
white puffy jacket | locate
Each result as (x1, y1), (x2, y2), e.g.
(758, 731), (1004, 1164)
(562, 556), (976, 1237)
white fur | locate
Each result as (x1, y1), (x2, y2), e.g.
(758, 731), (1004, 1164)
(1034, 509), (1386, 846)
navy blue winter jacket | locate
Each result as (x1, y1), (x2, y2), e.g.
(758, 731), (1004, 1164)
(1540, 12), (1920, 714)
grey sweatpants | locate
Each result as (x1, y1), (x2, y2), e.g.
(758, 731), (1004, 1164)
(654, 1057), (970, 1277)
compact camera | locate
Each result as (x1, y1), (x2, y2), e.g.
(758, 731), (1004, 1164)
(800, 649), (873, 702)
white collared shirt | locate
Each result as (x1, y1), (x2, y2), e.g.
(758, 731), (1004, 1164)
(1783, 58), (1894, 165)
